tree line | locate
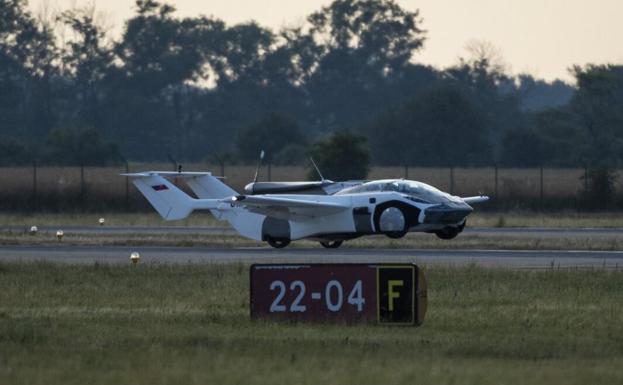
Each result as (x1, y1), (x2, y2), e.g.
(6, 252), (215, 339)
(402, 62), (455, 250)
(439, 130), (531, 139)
(2, 0), (621, 177)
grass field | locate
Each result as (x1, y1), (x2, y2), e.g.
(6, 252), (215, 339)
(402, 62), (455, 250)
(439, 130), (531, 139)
(0, 263), (621, 385)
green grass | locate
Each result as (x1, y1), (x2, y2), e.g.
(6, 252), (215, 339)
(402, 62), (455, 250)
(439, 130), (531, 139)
(0, 263), (621, 385)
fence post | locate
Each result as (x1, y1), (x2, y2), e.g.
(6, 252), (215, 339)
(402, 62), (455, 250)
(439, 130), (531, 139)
(584, 164), (589, 194)
(494, 165), (499, 198)
(80, 163), (85, 211)
(539, 165), (544, 209)
(450, 167), (455, 194)
(167, 154), (179, 187)
(125, 161), (130, 209)
(268, 162), (272, 182)
(32, 162), (37, 211)
(404, 164), (408, 179)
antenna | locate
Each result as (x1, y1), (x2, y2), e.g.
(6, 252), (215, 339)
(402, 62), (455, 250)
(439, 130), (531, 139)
(310, 157), (325, 181)
(252, 150), (265, 183)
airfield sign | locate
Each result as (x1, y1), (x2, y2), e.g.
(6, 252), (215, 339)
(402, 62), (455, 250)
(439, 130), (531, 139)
(250, 264), (427, 325)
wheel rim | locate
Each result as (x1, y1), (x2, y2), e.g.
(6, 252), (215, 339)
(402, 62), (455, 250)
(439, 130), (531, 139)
(379, 207), (406, 233)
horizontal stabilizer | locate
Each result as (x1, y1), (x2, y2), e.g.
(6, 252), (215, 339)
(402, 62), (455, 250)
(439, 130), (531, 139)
(122, 171), (225, 179)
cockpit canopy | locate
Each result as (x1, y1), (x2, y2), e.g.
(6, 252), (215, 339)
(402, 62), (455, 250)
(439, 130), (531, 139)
(336, 179), (459, 204)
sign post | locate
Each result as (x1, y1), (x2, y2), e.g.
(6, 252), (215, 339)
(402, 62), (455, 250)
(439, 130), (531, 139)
(250, 264), (427, 326)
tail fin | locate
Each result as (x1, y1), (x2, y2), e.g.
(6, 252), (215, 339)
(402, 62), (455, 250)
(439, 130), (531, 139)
(130, 175), (195, 220)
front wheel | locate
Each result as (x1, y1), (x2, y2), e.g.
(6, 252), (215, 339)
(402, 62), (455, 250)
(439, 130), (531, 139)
(267, 237), (291, 248)
(378, 206), (408, 239)
(320, 240), (343, 249)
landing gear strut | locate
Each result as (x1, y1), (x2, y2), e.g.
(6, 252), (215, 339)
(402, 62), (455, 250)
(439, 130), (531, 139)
(320, 240), (343, 249)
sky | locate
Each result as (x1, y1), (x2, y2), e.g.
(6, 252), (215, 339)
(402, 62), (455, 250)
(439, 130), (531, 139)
(28, 0), (623, 82)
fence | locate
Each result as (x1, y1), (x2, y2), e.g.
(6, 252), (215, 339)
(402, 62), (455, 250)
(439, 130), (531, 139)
(0, 164), (620, 212)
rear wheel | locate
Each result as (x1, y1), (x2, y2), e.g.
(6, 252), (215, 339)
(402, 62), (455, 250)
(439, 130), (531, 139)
(434, 227), (460, 240)
(320, 240), (343, 249)
(267, 237), (291, 248)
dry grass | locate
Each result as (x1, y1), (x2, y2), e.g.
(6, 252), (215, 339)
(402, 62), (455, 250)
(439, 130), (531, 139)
(468, 211), (623, 228)
(2, 164), (620, 203)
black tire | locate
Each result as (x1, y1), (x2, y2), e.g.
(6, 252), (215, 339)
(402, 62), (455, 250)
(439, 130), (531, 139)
(320, 240), (343, 249)
(434, 227), (460, 240)
(385, 228), (408, 239)
(267, 237), (291, 248)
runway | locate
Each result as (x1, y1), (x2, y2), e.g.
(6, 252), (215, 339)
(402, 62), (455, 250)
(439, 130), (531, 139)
(1, 244), (622, 269)
(2, 225), (622, 236)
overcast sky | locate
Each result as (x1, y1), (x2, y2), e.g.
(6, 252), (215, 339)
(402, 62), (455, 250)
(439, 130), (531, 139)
(29, 0), (623, 82)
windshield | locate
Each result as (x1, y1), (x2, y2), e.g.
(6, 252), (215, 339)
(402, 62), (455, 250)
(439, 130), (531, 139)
(336, 180), (455, 203)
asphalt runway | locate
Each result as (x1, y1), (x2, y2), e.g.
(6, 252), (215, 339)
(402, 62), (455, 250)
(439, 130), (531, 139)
(1, 244), (622, 269)
(2, 225), (622, 236)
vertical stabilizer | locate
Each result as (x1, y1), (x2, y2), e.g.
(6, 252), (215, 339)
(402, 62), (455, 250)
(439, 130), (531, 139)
(185, 174), (237, 199)
(131, 175), (194, 220)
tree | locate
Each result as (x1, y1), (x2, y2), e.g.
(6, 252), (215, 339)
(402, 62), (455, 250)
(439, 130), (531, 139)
(531, 108), (581, 166)
(0, 0), (58, 139)
(443, 41), (527, 162)
(500, 127), (544, 167)
(45, 127), (121, 166)
(0, 137), (29, 165)
(569, 65), (623, 207)
(60, 8), (113, 128)
(308, 131), (370, 180)
(514, 74), (573, 112)
(308, 0), (425, 75)
(570, 65), (623, 167)
(236, 113), (306, 164)
(369, 86), (491, 166)
(304, 0), (427, 129)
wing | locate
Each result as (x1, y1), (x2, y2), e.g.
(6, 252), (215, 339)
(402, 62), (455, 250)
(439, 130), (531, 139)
(462, 195), (490, 204)
(121, 171), (225, 179)
(226, 195), (350, 221)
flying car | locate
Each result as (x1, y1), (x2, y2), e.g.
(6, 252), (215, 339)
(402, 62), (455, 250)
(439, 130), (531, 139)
(125, 170), (488, 248)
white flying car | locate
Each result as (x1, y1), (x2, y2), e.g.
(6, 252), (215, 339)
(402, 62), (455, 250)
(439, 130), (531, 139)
(125, 171), (488, 248)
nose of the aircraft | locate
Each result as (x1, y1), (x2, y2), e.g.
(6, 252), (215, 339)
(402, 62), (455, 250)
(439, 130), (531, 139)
(423, 202), (473, 225)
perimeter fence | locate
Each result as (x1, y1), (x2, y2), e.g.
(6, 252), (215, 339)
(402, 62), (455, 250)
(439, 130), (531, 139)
(0, 164), (621, 212)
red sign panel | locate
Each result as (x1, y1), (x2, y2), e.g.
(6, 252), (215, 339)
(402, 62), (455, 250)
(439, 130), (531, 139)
(250, 264), (427, 325)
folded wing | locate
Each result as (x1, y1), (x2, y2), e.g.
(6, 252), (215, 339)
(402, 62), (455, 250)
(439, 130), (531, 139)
(227, 195), (350, 221)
